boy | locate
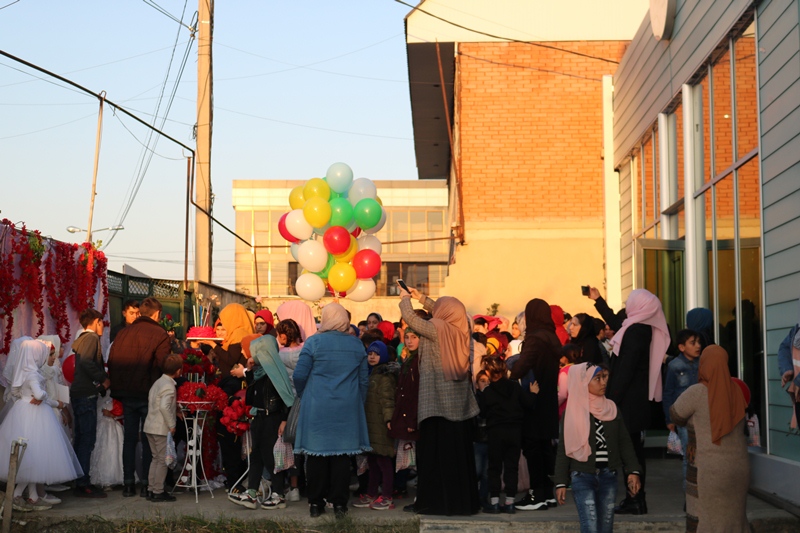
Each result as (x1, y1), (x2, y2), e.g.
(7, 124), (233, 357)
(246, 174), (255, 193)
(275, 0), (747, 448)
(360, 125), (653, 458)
(70, 308), (110, 498)
(662, 329), (702, 487)
(142, 354), (183, 502)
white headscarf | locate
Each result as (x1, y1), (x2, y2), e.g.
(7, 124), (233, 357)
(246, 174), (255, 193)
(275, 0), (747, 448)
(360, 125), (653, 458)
(38, 335), (63, 382)
(318, 303), (350, 333)
(10, 339), (49, 388)
(1, 335), (33, 388)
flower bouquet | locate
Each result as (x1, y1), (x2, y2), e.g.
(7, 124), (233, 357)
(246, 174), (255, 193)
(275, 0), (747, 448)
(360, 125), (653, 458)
(180, 348), (216, 383)
(176, 381), (228, 413)
(159, 313), (181, 332)
(220, 397), (252, 437)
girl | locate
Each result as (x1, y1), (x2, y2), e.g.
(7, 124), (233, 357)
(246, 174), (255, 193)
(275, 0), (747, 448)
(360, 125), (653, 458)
(276, 318), (303, 502)
(38, 335), (71, 431)
(389, 328), (420, 499)
(554, 363), (641, 533)
(0, 340), (82, 511)
(354, 340), (398, 511)
(90, 388), (124, 489)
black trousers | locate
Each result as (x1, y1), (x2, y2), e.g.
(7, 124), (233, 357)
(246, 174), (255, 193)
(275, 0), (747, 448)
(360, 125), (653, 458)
(249, 413), (285, 495)
(487, 425), (521, 498)
(218, 421), (246, 489)
(523, 438), (555, 501)
(305, 454), (351, 507)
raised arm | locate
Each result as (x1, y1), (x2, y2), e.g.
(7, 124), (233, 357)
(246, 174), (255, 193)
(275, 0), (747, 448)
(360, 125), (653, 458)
(399, 297), (437, 341)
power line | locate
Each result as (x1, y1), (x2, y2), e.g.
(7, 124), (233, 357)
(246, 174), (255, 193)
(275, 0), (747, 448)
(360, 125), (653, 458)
(458, 51), (603, 82)
(0, 111), (96, 140)
(394, 0), (619, 64)
(111, 112), (186, 160)
(0, 0), (20, 11)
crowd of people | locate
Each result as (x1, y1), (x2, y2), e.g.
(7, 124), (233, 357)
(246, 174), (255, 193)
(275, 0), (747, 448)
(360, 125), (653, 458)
(0, 284), (780, 533)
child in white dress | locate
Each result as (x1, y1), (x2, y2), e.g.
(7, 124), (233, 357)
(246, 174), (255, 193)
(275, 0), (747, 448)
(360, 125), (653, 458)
(89, 390), (125, 488)
(0, 339), (82, 511)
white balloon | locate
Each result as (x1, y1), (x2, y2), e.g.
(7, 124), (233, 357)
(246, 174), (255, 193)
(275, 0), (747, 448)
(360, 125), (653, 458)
(297, 240), (328, 272)
(346, 278), (376, 302)
(364, 209), (386, 234)
(295, 273), (326, 301)
(357, 234), (382, 255)
(286, 209), (314, 240)
(325, 162), (354, 194)
(348, 178), (377, 206)
(290, 242), (300, 261)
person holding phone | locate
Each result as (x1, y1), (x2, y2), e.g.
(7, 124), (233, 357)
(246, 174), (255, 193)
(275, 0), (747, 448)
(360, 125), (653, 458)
(397, 283), (480, 516)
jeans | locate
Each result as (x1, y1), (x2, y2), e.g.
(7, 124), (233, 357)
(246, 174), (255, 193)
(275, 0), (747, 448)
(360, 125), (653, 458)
(72, 395), (98, 487)
(570, 469), (618, 533)
(473, 441), (489, 506)
(122, 398), (152, 485)
(676, 425), (689, 491)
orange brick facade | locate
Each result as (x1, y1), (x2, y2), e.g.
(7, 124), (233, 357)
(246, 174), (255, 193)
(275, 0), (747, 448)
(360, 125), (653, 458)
(457, 41), (629, 224)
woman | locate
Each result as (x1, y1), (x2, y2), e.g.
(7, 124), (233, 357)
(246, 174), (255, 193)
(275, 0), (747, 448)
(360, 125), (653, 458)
(293, 303), (370, 518)
(366, 312), (382, 331)
(670, 346), (749, 532)
(569, 313), (603, 365)
(276, 301), (317, 342)
(607, 288), (670, 515)
(399, 288), (480, 516)
(509, 299), (561, 511)
(254, 309), (275, 337)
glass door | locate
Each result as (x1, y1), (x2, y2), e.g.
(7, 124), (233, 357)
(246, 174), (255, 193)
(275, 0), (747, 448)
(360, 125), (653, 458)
(636, 239), (685, 339)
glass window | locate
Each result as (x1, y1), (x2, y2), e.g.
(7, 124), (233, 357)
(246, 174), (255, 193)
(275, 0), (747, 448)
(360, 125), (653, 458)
(712, 48), (733, 175)
(428, 211), (444, 253)
(390, 211), (408, 254)
(734, 28), (758, 158)
(410, 211), (426, 254)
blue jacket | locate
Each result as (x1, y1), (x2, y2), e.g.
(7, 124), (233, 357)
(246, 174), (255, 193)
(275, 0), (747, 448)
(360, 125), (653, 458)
(292, 331), (371, 456)
(778, 325), (800, 388)
(662, 353), (699, 423)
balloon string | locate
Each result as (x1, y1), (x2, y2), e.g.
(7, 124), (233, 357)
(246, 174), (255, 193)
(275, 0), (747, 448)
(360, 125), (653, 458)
(253, 236), (456, 249)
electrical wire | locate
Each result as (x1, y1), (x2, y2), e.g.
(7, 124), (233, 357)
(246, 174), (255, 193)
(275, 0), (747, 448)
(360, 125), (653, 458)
(0, 112), (96, 140)
(111, 112), (186, 160)
(394, 0), (620, 64)
(0, 0), (20, 11)
(457, 51), (603, 82)
(0, 61), (90, 97)
(142, 0), (194, 31)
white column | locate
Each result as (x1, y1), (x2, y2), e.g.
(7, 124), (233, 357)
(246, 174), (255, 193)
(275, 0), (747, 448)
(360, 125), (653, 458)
(603, 75), (622, 311)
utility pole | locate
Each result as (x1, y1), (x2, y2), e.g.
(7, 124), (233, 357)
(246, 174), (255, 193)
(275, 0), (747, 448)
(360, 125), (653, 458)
(195, 0), (213, 283)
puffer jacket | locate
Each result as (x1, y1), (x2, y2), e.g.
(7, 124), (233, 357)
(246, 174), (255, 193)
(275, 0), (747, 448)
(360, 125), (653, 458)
(365, 362), (399, 457)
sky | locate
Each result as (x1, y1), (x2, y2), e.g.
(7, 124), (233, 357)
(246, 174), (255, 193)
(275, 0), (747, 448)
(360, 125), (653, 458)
(0, 0), (420, 290)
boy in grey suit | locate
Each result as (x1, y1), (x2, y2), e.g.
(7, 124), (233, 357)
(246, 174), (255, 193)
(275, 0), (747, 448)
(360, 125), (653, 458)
(143, 354), (183, 501)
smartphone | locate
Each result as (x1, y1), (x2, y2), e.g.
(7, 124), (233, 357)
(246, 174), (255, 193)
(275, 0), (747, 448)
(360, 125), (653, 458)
(581, 285), (590, 296)
(397, 279), (410, 294)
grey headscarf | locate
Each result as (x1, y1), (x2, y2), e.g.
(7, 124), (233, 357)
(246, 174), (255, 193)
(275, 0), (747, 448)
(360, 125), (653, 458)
(318, 303), (350, 333)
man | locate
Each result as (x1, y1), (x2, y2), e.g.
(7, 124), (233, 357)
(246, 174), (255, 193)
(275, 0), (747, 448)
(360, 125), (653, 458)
(110, 300), (140, 343)
(108, 297), (171, 498)
(70, 308), (110, 498)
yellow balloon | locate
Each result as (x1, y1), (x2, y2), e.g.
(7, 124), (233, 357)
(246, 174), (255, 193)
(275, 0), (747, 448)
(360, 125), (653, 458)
(303, 197), (332, 228)
(376, 196), (383, 206)
(289, 186), (305, 210)
(329, 262), (357, 293)
(334, 235), (358, 263)
(303, 178), (331, 201)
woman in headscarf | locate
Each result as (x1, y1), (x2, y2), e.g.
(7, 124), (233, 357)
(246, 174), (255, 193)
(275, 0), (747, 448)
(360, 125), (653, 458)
(670, 346), (749, 532)
(253, 309), (276, 337)
(550, 306), (570, 346)
(276, 301), (317, 342)
(509, 299), (561, 511)
(568, 313), (604, 365)
(293, 303), (370, 518)
(554, 363), (641, 533)
(607, 288), (670, 515)
(399, 288), (480, 516)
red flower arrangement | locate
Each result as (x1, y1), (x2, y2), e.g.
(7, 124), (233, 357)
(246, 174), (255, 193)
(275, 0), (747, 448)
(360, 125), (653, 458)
(180, 348), (216, 381)
(220, 397), (252, 436)
(176, 381), (228, 413)
(0, 221), (45, 352)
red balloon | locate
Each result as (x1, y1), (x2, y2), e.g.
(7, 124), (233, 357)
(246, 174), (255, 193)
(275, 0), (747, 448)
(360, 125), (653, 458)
(352, 249), (382, 279)
(278, 212), (299, 243)
(323, 226), (351, 255)
(351, 227), (362, 238)
(326, 282), (347, 298)
(731, 377), (751, 406)
(62, 353), (75, 383)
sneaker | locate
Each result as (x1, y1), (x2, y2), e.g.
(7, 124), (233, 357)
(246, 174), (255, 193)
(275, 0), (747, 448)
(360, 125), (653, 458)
(11, 497), (35, 512)
(369, 496), (394, 511)
(287, 487), (301, 502)
(232, 489), (259, 510)
(482, 502), (500, 514)
(352, 494), (375, 508)
(73, 485), (108, 499)
(45, 484), (70, 492)
(227, 486), (245, 504)
(40, 493), (61, 505)
(261, 493), (286, 510)
(515, 490), (547, 511)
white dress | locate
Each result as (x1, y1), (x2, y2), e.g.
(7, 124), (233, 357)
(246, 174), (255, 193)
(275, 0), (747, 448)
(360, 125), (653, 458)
(89, 390), (124, 487)
(0, 375), (83, 484)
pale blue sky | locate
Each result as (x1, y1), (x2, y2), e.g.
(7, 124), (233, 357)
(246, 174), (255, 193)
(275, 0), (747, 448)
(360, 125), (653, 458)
(0, 0), (418, 289)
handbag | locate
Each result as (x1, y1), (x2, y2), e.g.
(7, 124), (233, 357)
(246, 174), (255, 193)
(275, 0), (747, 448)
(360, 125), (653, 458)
(282, 398), (301, 445)
(273, 435), (295, 473)
(395, 440), (416, 472)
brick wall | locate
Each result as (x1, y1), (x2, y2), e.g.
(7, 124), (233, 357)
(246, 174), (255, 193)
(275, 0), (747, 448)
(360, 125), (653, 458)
(457, 41), (629, 223)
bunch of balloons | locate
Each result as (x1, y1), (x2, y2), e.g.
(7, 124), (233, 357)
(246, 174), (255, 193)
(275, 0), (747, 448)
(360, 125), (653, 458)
(278, 162), (386, 302)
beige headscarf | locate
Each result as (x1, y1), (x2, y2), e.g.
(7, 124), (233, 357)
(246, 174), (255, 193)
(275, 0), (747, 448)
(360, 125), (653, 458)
(430, 296), (470, 381)
(219, 303), (255, 350)
(318, 303), (349, 333)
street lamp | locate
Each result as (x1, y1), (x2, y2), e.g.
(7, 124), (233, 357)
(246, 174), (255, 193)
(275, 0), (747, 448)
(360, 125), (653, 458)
(66, 225), (124, 233)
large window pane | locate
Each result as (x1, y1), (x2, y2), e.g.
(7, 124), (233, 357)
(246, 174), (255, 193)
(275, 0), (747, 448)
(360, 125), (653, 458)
(734, 27), (758, 158)
(643, 134), (656, 227)
(712, 48), (733, 175)
(428, 211), (444, 253)
(715, 177), (737, 377)
(410, 211), (426, 254)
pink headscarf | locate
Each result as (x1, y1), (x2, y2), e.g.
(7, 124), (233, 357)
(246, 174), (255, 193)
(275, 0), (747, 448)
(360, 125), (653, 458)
(563, 363), (618, 462)
(609, 289), (670, 401)
(276, 301), (317, 341)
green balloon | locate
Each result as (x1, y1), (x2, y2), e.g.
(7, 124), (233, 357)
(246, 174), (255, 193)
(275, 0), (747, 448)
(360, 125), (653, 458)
(316, 252), (336, 278)
(354, 198), (382, 230)
(329, 197), (354, 227)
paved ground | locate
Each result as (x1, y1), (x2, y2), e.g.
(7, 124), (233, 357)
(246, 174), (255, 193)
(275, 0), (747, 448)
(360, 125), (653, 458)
(5, 456), (799, 531)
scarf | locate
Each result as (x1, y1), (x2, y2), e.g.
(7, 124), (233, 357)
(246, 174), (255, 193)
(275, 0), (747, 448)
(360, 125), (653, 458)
(609, 289), (670, 401)
(11, 339), (49, 388)
(241, 333), (262, 359)
(1, 336), (33, 388)
(430, 296), (470, 381)
(564, 363), (618, 462)
(473, 314), (503, 332)
(38, 335), (62, 381)
(699, 345), (746, 445)
(515, 311), (527, 341)
(550, 305), (569, 346)
(250, 335), (294, 407)
(254, 309), (275, 335)
(318, 303), (350, 333)
(276, 301), (317, 341)
(219, 303), (254, 350)
(367, 340), (389, 374)
(377, 321), (395, 342)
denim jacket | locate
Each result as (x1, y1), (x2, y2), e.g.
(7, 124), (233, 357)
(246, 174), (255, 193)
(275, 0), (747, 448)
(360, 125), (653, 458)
(662, 353), (699, 424)
(777, 325), (800, 388)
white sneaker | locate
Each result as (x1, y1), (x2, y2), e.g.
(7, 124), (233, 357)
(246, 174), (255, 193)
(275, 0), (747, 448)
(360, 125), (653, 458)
(287, 488), (300, 502)
(40, 493), (62, 505)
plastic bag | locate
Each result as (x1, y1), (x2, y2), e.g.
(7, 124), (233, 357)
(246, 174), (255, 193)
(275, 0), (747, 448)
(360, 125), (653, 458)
(395, 440), (416, 472)
(356, 455), (368, 476)
(667, 430), (683, 455)
(166, 433), (178, 468)
(746, 414), (761, 447)
(273, 435), (295, 473)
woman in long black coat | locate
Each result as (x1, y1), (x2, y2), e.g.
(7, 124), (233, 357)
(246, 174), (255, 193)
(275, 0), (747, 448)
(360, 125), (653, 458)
(568, 313), (604, 365)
